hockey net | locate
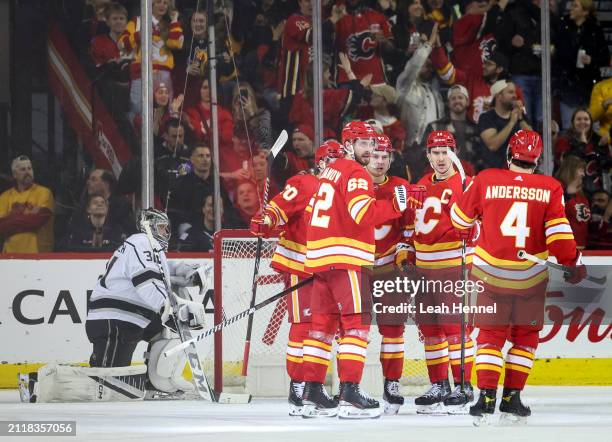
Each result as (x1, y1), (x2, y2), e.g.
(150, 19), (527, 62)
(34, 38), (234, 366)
(212, 230), (429, 396)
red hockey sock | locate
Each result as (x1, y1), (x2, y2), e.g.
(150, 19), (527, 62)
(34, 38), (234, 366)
(475, 344), (504, 389)
(380, 335), (404, 380)
(337, 334), (368, 383)
(286, 323), (311, 381)
(448, 335), (474, 383)
(424, 338), (450, 383)
(503, 346), (535, 390)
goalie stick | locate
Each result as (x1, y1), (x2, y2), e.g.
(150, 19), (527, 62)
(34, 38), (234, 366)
(142, 222), (250, 404)
(446, 148), (469, 394)
(164, 276), (314, 358)
(243, 129), (288, 376)
(517, 250), (607, 285)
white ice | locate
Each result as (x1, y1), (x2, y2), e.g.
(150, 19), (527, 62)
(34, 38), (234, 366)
(1, 387), (611, 442)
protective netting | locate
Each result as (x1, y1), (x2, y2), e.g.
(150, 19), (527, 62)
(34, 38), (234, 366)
(215, 231), (429, 394)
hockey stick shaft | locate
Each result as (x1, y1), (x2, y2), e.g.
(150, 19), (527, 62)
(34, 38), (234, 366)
(446, 148), (468, 392)
(142, 222), (216, 402)
(166, 276), (314, 358)
(242, 130), (288, 376)
(517, 250), (607, 285)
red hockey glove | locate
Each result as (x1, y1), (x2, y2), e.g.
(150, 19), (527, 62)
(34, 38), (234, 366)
(455, 221), (480, 244)
(250, 213), (273, 238)
(564, 252), (587, 285)
(406, 184), (426, 209)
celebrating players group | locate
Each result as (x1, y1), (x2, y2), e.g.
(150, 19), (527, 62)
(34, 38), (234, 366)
(250, 120), (587, 422)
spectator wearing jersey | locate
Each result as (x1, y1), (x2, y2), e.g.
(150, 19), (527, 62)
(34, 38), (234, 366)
(553, 107), (606, 167)
(186, 78), (234, 149)
(231, 83), (273, 151)
(476, 80), (531, 170)
(83, 168), (135, 236)
(61, 194), (124, 252)
(555, 155), (590, 249)
(587, 190), (612, 249)
(118, 0), (184, 118)
(422, 84), (478, 176)
(554, 0), (610, 129)
(396, 24), (445, 169)
(0, 156), (55, 253)
(219, 128), (255, 190)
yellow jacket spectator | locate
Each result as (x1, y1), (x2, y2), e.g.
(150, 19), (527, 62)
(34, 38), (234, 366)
(0, 156), (55, 253)
(588, 77), (612, 140)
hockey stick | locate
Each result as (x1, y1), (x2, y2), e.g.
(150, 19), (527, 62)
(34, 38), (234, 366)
(242, 129), (288, 376)
(165, 276), (314, 358)
(446, 148), (468, 393)
(517, 250), (607, 285)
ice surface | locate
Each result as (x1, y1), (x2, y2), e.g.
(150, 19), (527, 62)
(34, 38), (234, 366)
(0, 387), (611, 442)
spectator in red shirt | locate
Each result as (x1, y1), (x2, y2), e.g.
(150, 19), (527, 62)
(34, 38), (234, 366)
(186, 78), (234, 148)
(587, 190), (612, 249)
(219, 128), (255, 189)
(555, 154), (590, 249)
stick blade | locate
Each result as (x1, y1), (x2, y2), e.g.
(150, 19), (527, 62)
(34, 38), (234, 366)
(270, 130), (288, 159)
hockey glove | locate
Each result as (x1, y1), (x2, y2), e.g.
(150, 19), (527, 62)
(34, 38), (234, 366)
(250, 213), (273, 238)
(564, 252), (587, 285)
(170, 262), (201, 287)
(406, 184), (427, 209)
(395, 243), (415, 271)
(455, 221), (480, 244)
(393, 185), (408, 212)
(175, 296), (206, 328)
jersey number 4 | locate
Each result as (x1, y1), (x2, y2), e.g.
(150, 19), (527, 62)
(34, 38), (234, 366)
(500, 202), (531, 248)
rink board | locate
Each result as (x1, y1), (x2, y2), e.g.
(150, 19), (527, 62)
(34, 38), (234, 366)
(0, 253), (611, 389)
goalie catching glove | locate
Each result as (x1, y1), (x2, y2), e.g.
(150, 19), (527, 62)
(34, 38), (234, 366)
(170, 262), (202, 288)
(393, 184), (426, 212)
(161, 294), (206, 329)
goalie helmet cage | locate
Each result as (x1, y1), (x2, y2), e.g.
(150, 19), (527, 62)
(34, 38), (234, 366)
(213, 229), (430, 397)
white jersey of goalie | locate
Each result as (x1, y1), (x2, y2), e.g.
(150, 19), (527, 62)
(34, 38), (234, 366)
(87, 233), (171, 328)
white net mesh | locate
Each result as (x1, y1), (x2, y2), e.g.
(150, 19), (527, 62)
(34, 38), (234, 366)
(215, 230), (429, 395)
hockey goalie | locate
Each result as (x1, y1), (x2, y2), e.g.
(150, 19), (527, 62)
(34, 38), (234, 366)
(19, 209), (210, 403)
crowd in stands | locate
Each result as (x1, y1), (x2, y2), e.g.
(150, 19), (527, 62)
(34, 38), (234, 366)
(1, 0), (612, 253)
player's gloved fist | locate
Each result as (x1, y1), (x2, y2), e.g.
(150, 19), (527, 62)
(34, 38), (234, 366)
(455, 222), (480, 243)
(564, 252), (587, 285)
(405, 184), (427, 209)
(393, 185), (408, 212)
(250, 213), (273, 237)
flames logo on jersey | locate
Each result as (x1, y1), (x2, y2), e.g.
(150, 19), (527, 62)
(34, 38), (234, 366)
(575, 203), (591, 222)
(480, 37), (497, 64)
(347, 30), (377, 61)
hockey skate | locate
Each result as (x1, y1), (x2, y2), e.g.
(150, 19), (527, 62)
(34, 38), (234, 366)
(338, 382), (381, 419)
(288, 380), (305, 416)
(469, 389), (497, 426)
(443, 382), (474, 415)
(499, 389), (530, 425)
(382, 379), (404, 415)
(415, 380), (451, 414)
(301, 382), (339, 418)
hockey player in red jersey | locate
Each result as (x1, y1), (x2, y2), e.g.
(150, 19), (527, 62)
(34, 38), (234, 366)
(250, 140), (344, 416)
(301, 121), (424, 419)
(405, 130), (476, 413)
(450, 130), (587, 424)
(365, 134), (414, 415)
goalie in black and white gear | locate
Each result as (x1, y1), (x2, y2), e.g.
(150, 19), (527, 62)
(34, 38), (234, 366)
(19, 209), (209, 402)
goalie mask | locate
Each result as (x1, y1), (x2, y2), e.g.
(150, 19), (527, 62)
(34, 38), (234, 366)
(138, 208), (171, 250)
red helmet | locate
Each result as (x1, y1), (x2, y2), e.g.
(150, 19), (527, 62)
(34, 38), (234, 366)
(426, 130), (456, 150)
(341, 121), (377, 144)
(315, 139), (344, 164)
(375, 134), (394, 153)
(508, 129), (542, 164)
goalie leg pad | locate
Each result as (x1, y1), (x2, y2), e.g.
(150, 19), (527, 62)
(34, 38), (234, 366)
(19, 364), (147, 403)
(146, 336), (195, 394)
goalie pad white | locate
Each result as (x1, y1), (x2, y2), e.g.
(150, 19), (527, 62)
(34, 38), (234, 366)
(146, 336), (195, 394)
(19, 364), (147, 403)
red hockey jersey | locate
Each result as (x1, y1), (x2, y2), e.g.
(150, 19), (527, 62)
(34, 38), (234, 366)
(278, 13), (312, 98)
(334, 9), (392, 84)
(406, 172), (472, 269)
(451, 169), (578, 292)
(265, 172), (319, 277)
(305, 158), (402, 272)
(564, 192), (591, 250)
(373, 175), (412, 267)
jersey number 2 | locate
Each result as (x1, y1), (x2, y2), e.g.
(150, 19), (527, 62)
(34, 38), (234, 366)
(500, 202), (530, 248)
(311, 183), (334, 228)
